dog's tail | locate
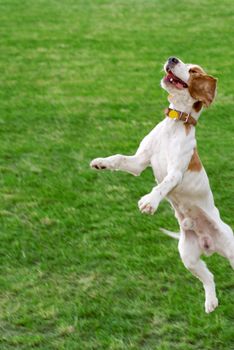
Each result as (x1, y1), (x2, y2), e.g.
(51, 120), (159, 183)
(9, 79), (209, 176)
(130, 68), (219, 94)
(160, 228), (180, 240)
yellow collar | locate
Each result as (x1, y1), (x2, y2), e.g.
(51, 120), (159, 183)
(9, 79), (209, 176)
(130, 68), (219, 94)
(167, 109), (182, 119)
(165, 108), (197, 126)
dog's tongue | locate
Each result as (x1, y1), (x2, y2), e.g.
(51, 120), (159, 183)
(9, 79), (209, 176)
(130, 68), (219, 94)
(175, 81), (184, 89)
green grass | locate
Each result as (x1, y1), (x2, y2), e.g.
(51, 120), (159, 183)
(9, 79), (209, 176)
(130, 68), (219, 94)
(0, 0), (234, 349)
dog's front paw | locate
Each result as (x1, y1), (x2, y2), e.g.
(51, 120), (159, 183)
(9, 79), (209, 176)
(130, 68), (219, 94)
(138, 193), (159, 215)
(90, 158), (109, 170)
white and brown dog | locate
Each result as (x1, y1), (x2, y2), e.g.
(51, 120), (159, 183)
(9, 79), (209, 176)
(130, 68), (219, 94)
(90, 57), (234, 313)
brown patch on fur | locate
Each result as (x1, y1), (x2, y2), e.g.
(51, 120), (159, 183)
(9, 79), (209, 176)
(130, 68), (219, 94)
(184, 123), (192, 135)
(188, 148), (202, 172)
(188, 68), (217, 107)
(189, 66), (205, 74)
(193, 101), (203, 112)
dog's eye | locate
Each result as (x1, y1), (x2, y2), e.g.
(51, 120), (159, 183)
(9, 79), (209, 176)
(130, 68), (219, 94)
(189, 69), (196, 74)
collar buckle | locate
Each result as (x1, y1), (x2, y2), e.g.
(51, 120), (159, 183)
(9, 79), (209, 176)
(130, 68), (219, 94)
(184, 114), (190, 124)
(178, 111), (183, 120)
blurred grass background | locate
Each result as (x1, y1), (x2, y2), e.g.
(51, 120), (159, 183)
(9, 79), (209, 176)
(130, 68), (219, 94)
(0, 0), (233, 349)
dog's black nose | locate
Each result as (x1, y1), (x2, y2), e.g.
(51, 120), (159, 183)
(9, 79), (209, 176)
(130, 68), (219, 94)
(168, 57), (179, 65)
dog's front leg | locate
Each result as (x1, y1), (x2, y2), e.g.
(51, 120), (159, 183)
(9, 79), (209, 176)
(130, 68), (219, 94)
(90, 132), (154, 176)
(138, 169), (183, 214)
(90, 151), (150, 176)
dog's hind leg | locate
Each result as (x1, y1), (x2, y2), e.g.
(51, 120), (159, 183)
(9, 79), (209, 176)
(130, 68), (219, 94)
(216, 226), (234, 269)
(194, 209), (234, 269)
(178, 230), (218, 313)
(227, 240), (234, 269)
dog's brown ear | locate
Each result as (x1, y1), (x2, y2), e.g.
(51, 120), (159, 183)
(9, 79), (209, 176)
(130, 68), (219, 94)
(189, 74), (217, 107)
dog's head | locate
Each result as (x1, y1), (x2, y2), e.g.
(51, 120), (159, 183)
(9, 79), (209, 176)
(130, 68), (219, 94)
(161, 57), (217, 108)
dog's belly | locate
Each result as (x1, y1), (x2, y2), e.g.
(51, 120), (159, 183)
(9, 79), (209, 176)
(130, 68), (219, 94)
(172, 169), (210, 198)
(169, 170), (217, 218)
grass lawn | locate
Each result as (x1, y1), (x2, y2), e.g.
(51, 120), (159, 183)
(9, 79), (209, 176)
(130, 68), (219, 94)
(0, 0), (234, 349)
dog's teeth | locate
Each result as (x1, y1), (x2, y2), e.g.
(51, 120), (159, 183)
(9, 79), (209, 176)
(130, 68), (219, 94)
(170, 78), (173, 82)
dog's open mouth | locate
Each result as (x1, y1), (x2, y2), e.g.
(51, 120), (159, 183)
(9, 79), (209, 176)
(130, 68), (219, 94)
(164, 70), (188, 89)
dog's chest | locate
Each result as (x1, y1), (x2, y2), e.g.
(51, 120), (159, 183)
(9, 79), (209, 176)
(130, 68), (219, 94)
(150, 138), (169, 183)
(149, 119), (193, 183)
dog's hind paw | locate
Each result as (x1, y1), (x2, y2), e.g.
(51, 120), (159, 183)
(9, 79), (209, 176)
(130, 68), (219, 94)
(205, 296), (218, 313)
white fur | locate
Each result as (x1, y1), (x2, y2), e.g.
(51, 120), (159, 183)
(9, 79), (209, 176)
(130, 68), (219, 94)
(90, 58), (234, 313)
